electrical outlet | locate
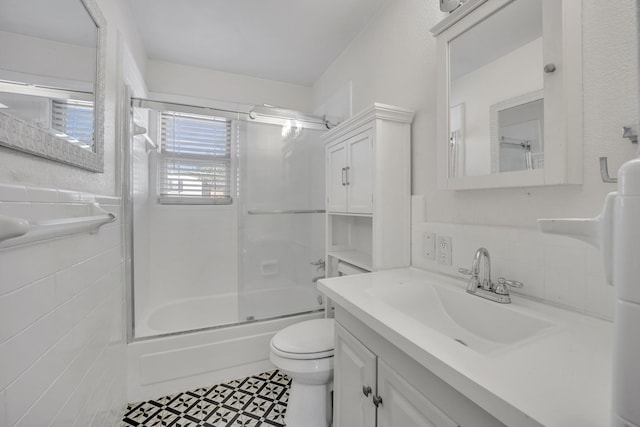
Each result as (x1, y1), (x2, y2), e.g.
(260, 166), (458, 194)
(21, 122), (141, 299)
(436, 235), (452, 265)
(423, 232), (436, 260)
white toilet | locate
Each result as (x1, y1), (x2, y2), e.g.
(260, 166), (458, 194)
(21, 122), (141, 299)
(270, 318), (334, 427)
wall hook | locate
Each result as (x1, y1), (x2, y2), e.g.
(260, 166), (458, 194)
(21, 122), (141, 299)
(622, 126), (638, 144)
(600, 157), (618, 183)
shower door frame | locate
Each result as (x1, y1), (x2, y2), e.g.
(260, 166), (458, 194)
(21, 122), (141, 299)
(123, 95), (329, 342)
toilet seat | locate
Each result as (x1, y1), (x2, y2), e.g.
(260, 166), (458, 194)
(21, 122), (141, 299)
(270, 318), (334, 360)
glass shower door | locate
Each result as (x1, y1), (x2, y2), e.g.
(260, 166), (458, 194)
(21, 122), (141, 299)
(238, 120), (326, 321)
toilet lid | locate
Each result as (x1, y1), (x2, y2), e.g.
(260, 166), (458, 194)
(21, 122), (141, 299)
(271, 319), (334, 357)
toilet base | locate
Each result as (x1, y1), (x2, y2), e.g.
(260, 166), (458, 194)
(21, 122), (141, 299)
(285, 381), (329, 427)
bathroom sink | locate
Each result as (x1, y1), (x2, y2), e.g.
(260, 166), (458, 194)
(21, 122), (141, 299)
(366, 280), (554, 353)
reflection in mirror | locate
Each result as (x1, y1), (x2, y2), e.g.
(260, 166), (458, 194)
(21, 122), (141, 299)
(0, 0), (105, 171)
(490, 91), (544, 173)
(448, 0), (542, 178)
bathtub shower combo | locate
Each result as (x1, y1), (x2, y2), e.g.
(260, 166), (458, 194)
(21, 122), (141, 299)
(127, 99), (329, 339)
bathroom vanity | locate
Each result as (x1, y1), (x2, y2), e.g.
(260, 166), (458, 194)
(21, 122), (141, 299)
(318, 268), (613, 427)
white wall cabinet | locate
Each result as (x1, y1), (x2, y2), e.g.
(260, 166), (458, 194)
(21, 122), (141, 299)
(324, 104), (413, 275)
(327, 130), (374, 214)
(333, 307), (505, 427)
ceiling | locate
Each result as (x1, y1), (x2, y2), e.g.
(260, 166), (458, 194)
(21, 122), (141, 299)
(129, 0), (390, 86)
(0, 0), (97, 47)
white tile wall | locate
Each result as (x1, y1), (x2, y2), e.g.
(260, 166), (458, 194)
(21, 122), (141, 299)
(0, 183), (126, 427)
(411, 198), (614, 320)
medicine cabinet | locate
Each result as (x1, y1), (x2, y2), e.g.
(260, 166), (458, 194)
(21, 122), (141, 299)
(431, 0), (583, 190)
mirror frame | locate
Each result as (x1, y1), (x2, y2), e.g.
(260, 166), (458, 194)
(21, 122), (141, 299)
(432, 0), (583, 190)
(0, 0), (106, 172)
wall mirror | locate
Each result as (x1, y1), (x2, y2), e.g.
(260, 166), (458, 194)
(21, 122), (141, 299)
(0, 0), (106, 172)
(432, 0), (583, 190)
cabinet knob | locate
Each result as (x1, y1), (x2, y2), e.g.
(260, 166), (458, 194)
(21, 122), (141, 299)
(372, 395), (383, 407)
(362, 385), (372, 397)
(544, 63), (556, 73)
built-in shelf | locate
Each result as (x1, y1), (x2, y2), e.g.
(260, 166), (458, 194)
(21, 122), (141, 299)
(327, 250), (372, 272)
(0, 203), (116, 248)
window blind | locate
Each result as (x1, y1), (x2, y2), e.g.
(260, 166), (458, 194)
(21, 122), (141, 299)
(159, 111), (232, 204)
(51, 99), (95, 150)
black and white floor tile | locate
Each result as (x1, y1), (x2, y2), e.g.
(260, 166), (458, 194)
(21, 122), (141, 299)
(121, 370), (291, 427)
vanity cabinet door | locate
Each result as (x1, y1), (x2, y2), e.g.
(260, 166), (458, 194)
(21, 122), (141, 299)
(376, 359), (459, 427)
(334, 323), (377, 427)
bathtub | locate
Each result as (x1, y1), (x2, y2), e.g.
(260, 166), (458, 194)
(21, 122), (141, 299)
(136, 286), (323, 337)
(137, 293), (238, 337)
(127, 286), (324, 402)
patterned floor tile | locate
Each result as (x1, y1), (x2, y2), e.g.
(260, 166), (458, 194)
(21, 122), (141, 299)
(121, 370), (290, 427)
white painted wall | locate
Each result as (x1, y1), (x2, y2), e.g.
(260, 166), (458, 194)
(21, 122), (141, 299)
(146, 59), (313, 112)
(312, 0), (638, 314)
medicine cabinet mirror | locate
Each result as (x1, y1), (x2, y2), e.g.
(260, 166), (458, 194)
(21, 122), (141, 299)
(0, 0), (106, 172)
(432, 0), (583, 190)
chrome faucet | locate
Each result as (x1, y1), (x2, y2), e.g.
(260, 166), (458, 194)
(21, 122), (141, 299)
(473, 247), (492, 290)
(459, 247), (523, 304)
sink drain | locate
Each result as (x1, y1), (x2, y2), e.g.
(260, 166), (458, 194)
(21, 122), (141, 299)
(453, 338), (468, 347)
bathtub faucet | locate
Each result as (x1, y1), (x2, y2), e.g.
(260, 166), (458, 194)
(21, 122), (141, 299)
(310, 258), (325, 271)
(310, 259), (325, 283)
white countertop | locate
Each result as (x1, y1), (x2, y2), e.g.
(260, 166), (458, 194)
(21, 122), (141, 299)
(318, 267), (613, 427)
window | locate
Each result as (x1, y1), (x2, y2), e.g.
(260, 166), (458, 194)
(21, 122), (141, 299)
(51, 99), (95, 150)
(158, 111), (232, 204)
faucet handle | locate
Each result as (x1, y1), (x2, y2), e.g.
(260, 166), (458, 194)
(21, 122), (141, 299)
(495, 277), (524, 295)
(501, 277), (523, 288)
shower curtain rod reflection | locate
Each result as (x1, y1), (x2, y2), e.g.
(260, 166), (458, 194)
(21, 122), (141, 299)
(249, 104), (335, 129)
(500, 136), (532, 149)
(131, 98), (333, 129)
(247, 209), (326, 215)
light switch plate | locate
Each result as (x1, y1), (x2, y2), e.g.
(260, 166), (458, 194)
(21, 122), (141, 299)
(423, 232), (436, 260)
